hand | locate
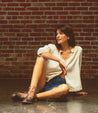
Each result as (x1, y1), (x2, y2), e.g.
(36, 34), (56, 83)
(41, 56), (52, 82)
(58, 60), (67, 75)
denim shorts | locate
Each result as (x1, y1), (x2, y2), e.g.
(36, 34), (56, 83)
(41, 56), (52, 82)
(44, 76), (66, 91)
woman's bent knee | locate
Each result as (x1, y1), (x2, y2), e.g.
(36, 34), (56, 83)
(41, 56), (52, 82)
(36, 56), (46, 64)
(61, 84), (69, 94)
(36, 56), (45, 61)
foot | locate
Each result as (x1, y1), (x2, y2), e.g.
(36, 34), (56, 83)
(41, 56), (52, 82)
(12, 92), (27, 101)
(22, 87), (36, 104)
(75, 91), (88, 96)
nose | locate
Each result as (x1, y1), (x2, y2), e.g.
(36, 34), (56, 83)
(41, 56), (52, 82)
(56, 34), (59, 38)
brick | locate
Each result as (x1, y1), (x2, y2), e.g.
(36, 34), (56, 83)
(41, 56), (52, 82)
(64, 7), (76, 10)
(0, 29), (8, 32)
(0, 16), (4, 19)
(32, 12), (43, 15)
(6, 58), (17, 61)
(15, 8), (25, 10)
(22, 38), (34, 41)
(34, 20), (45, 23)
(92, 66), (98, 69)
(6, 16), (11, 19)
(9, 29), (20, 32)
(83, 20), (94, 23)
(0, 54), (9, 57)
(27, 7), (39, 10)
(89, 7), (98, 10)
(27, 0), (38, 2)
(0, 50), (14, 53)
(0, 20), (7, 24)
(83, 29), (94, 32)
(81, 3), (92, 6)
(76, 7), (88, 10)
(38, 0), (50, 2)
(52, 7), (63, 10)
(45, 3), (55, 6)
(57, 3), (67, 6)
(2, 0), (13, 2)
(70, 11), (80, 15)
(94, 11), (98, 14)
(21, 20), (32, 24)
(15, 50), (26, 53)
(12, 16), (17, 19)
(8, 12), (19, 15)
(85, 37), (96, 40)
(16, 42), (27, 45)
(4, 33), (15, 36)
(0, 12), (7, 15)
(14, 25), (24, 28)
(14, 0), (25, 2)
(80, 33), (91, 36)
(17, 33), (29, 36)
(45, 12), (56, 15)
(81, 12), (93, 15)
(7, 3), (18, 6)
(57, 12), (68, 15)
(0, 0), (97, 79)
(3, 7), (14, 10)
(20, 3), (31, 6)
(0, 38), (8, 41)
(21, 29), (32, 32)
(20, 12), (31, 15)
(3, 42), (15, 45)
(68, 3), (80, 6)
(28, 42), (40, 45)
(46, 20), (57, 23)
(87, 0), (98, 2)
(0, 25), (12, 28)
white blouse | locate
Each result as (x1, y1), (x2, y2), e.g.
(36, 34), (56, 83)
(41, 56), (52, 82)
(37, 44), (83, 92)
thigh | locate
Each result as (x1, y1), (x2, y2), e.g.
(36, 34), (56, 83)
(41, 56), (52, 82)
(44, 76), (66, 91)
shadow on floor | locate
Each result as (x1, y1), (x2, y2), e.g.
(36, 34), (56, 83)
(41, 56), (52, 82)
(0, 79), (98, 113)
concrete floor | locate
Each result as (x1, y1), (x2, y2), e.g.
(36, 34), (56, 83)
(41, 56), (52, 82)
(0, 79), (98, 113)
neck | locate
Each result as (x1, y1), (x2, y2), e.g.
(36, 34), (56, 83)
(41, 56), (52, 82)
(61, 42), (70, 51)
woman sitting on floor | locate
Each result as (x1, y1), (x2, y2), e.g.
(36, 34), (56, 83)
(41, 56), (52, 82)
(12, 24), (87, 104)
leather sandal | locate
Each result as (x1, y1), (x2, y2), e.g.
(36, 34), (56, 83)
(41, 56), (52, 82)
(11, 92), (27, 101)
(22, 87), (36, 104)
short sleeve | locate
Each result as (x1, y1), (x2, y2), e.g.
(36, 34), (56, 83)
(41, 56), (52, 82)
(37, 44), (54, 56)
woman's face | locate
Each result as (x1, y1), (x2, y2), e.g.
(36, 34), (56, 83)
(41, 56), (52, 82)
(56, 29), (69, 45)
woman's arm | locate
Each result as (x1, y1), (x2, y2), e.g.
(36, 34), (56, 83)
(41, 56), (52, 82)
(39, 52), (67, 75)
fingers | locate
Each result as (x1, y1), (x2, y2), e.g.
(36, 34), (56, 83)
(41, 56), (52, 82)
(59, 62), (67, 75)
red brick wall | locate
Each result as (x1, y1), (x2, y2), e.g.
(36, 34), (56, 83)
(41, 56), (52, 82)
(0, 0), (98, 78)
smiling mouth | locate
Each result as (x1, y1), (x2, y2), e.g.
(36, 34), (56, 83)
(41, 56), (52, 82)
(57, 39), (61, 42)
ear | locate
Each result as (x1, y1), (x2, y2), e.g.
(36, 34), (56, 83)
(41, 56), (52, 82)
(67, 37), (70, 40)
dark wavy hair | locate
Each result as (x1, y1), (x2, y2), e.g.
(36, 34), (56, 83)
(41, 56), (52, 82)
(55, 25), (75, 50)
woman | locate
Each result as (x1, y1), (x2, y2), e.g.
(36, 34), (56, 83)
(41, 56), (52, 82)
(12, 25), (87, 104)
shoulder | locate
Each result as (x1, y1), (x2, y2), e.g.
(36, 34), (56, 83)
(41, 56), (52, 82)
(75, 46), (83, 51)
(47, 43), (57, 50)
(71, 46), (83, 54)
(48, 43), (56, 47)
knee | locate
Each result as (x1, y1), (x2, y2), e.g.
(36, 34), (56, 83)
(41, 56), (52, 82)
(62, 84), (69, 94)
(36, 56), (46, 64)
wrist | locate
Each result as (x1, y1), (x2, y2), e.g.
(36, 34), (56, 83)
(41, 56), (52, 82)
(57, 58), (60, 63)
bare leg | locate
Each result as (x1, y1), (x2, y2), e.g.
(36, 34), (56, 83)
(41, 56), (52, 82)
(12, 84), (69, 101)
(12, 56), (46, 102)
(22, 56), (47, 103)
(36, 84), (69, 99)
(29, 56), (46, 88)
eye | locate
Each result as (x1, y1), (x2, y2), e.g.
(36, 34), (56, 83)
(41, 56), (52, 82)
(60, 32), (63, 35)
